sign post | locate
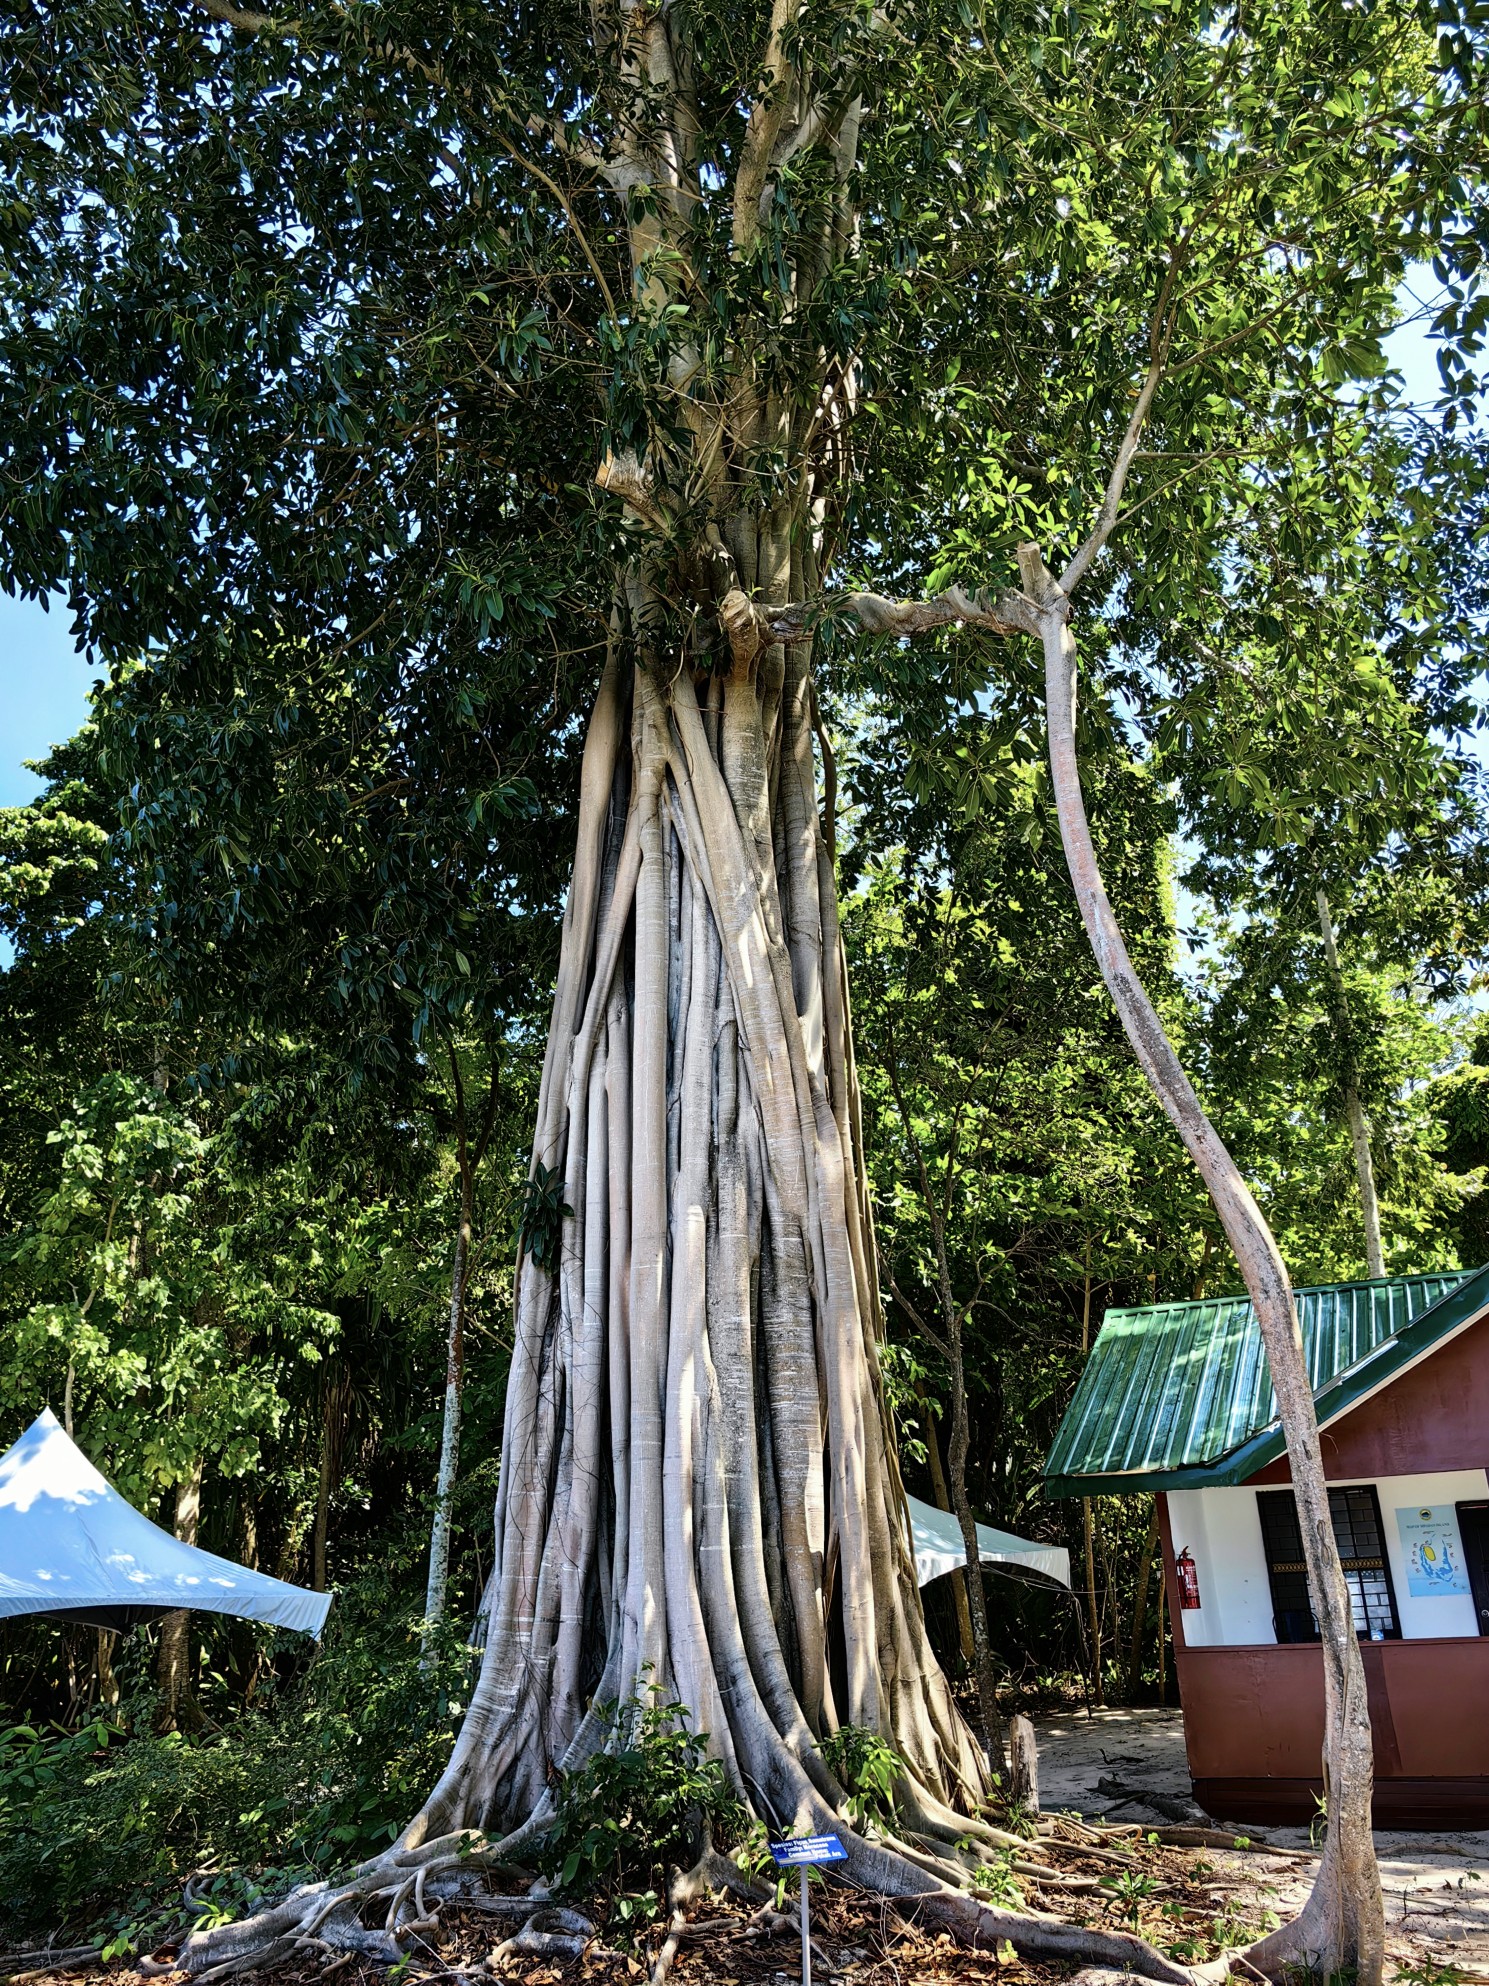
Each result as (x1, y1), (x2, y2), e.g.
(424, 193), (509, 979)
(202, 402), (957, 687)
(768, 1834), (848, 1986)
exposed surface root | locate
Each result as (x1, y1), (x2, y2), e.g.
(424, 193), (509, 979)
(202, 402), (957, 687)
(181, 1808), (1236, 1986)
(647, 1904), (686, 1986)
(488, 1905), (597, 1964)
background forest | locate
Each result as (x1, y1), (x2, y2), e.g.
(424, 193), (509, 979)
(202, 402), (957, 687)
(2, 632), (1487, 1937)
(0, 0), (1487, 1955)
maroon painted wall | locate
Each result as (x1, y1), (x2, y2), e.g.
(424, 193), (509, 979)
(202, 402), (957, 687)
(1157, 1493), (1489, 1822)
(1250, 1309), (1489, 1484)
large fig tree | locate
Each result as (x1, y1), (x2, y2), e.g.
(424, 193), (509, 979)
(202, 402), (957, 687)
(1, 0), (1483, 1978)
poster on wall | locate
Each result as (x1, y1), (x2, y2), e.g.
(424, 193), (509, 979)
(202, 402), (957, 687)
(1395, 1505), (1471, 1597)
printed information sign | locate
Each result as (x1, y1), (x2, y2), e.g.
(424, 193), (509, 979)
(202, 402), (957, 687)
(1395, 1505), (1470, 1598)
(769, 1834), (848, 1867)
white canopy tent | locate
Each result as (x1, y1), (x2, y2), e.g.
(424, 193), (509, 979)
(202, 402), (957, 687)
(906, 1493), (1071, 1591)
(0, 1409), (331, 1637)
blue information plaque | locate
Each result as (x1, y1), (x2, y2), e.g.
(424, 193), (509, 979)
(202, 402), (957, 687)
(768, 1833), (848, 1866)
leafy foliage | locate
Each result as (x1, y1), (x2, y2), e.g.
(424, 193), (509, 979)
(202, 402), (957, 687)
(540, 1681), (744, 1902)
(517, 1159), (573, 1271)
(819, 1724), (905, 1832)
(0, 1594), (473, 1941)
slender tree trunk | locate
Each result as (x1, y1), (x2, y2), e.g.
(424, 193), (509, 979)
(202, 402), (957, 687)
(1080, 1245), (1102, 1705)
(1157, 1569), (1167, 1706)
(1316, 890), (1385, 1278)
(423, 1146), (474, 1652)
(1125, 1504), (1160, 1701)
(95, 1628), (119, 1712)
(883, 1043), (1005, 1766)
(1082, 1502), (1102, 1704)
(1023, 544), (1383, 1983)
(915, 1378), (975, 1666)
(230, 1492), (266, 1705)
(156, 1455), (203, 1733)
(945, 1314), (1007, 1768)
(312, 1361), (347, 1596)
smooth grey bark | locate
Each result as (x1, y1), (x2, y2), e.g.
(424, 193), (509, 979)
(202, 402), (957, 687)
(422, 1049), (501, 1654)
(1020, 541), (1383, 1985)
(1316, 889), (1386, 1279)
(156, 1454), (203, 1733)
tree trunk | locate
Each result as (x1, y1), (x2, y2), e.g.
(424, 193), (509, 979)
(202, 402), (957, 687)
(945, 1314), (1007, 1769)
(880, 1033), (1004, 1766)
(1082, 1501), (1102, 1704)
(231, 1491), (266, 1705)
(915, 1379), (975, 1667)
(423, 1137), (474, 1652)
(312, 1361), (347, 1596)
(1079, 1247), (1103, 1705)
(95, 1628), (119, 1712)
(1125, 1504), (1159, 1701)
(1008, 1713), (1039, 1813)
(1316, 890), (1385, 1279)
(396, 590), (996, 1858)
(1024, 545), (1383, 1984)
(156, 1455), (203, 1733)
(1157, 1567), (1168, 1706)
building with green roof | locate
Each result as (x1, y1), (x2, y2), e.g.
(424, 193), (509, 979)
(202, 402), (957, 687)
(1043, 1264), (1489, 1827)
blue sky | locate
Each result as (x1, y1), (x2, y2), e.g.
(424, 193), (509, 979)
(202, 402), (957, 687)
(0, 300), (1453, 811)
(0, 592), (103, 806)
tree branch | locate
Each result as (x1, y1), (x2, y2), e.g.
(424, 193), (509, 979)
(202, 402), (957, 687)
(727, 581), (1041, 660)
(193, 0), (301, 28)
(732, 0), (801, 250)
(1057, 354), (1164, 596)
(880, 1261), (950, 1362)
(190, 0), (298, 30)
(491, 133), (619, 319)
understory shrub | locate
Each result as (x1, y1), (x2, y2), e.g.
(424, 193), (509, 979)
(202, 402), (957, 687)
(818, 1723), (905, 1831)
(540, 1680), (745, 1915)
(0, 1590), (474, 1943)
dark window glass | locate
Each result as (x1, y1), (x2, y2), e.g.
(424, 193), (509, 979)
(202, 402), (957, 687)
(1257, 1490), (1316, 1643)
(1256, 1485), (1400, 1643)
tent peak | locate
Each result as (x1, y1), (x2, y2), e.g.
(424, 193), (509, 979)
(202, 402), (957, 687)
(0, 1410), (331, 1638)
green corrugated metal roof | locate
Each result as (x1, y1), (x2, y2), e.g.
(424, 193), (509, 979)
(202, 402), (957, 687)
(1043, 1264), (1489, 1497)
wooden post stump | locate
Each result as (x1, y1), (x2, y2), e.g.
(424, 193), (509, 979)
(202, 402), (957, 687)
(1009, 1712), (1039, 1812)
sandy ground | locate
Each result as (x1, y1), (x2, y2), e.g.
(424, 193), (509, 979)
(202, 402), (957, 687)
(1035, 1705), (1489, 1973)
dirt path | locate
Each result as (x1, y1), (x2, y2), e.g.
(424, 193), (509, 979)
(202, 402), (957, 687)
(1035, 1706), (1489, 1974)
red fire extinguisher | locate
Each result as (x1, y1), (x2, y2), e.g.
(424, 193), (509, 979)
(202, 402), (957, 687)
(1175, 1548), (1201, 1610)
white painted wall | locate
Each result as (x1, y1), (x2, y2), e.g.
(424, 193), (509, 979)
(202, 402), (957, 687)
(1168, 1487), (1274, 1647)
(1374, 1470), (1488, 1640)
(1168, 1469), (1489, 1648)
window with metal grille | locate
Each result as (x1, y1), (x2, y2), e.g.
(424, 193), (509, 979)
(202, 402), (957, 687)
(1256, 1485), (1400, 1643)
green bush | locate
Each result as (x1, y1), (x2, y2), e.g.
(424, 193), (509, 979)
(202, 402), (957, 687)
(0, 1593), (474, 1944)
(539, 1680), (744, 1908)
(818, 1723), (904, 1831)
